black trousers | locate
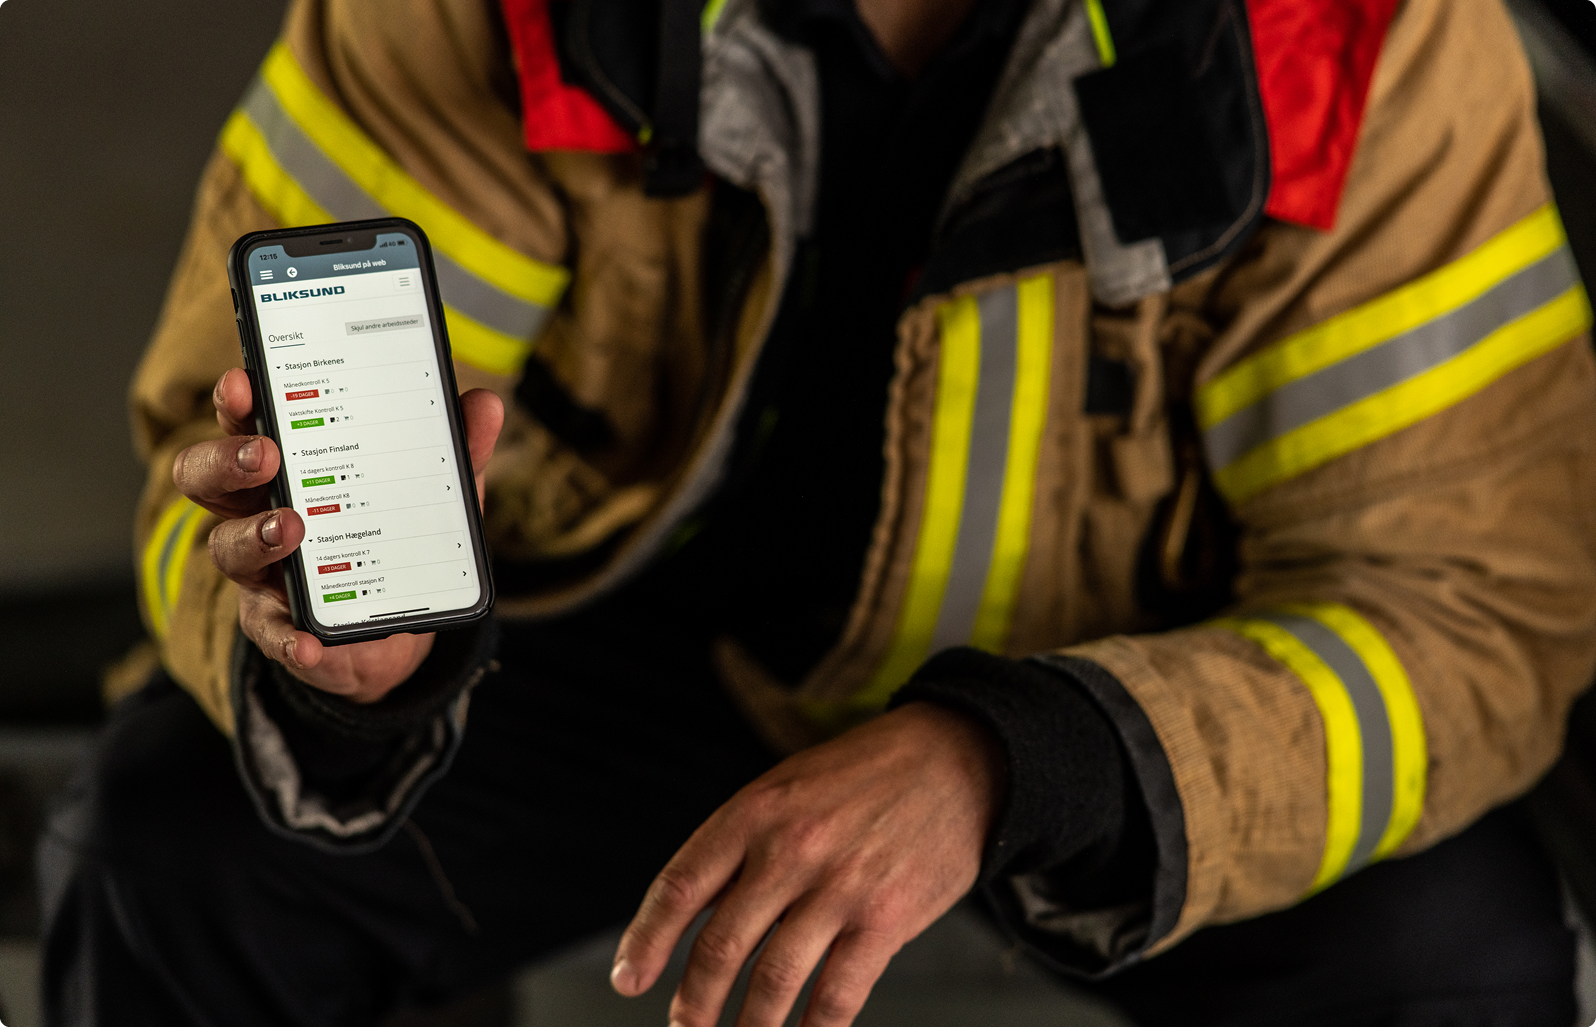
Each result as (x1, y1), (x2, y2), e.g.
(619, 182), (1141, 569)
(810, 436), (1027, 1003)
(39, 599), (1579, 1026)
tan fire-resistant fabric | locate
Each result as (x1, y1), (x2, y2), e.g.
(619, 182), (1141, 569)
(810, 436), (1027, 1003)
(724, 0), (1596, 951)
(131, 0), (1596, 961)
(479, 150), (715, 566)
(1067, 0), (1596, 948)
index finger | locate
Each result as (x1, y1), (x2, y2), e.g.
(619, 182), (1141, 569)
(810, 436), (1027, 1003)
(458, 388), (504, 507)
(213, 367), (256, 437)
(612, 818), (748, 998)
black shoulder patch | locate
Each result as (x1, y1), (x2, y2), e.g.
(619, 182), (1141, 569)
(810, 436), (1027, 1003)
(915, 147), (1083, 301)
(1074, 0), (1269, 281)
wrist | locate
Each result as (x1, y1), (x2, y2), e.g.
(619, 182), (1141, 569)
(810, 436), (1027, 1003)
(891, 701), (1008, 840)
(890, 648), (1131, 882)
(265, 620), (494, 743)
(290, 631), (437, 704)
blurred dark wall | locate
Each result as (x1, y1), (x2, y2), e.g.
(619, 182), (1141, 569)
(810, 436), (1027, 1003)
(1544, 0), (1596, 54)
(0, 0), (288, 594)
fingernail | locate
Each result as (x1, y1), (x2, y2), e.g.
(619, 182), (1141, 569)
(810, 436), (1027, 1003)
(282, 637), (298, 667)
(261, 513), (282, 547)
(610, 958), (638, 995)
(238, 439), (262, 471)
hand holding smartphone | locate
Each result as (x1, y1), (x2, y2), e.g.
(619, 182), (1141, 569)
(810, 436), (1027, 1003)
(164, 219), (501, 700)
(225, 217), (496, 647)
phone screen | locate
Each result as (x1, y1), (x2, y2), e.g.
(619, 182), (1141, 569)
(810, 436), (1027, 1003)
(241, 230), (484, 632)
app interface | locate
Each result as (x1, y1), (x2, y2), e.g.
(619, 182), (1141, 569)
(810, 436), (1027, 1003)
(246, 233), (482, 629)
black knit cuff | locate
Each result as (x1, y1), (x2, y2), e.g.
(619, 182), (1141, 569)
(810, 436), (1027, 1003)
(889, 647), (1135, 886)
(229, 620), (498, 852)
(268, 620), (498, 743)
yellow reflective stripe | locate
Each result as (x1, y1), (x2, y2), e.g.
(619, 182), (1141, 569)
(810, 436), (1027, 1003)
(1198, 206), (1567, 429)
(701, 0), (731, 33)
(1213, 285), (1590, 501)
(1213, 616), (1365, 891)
(970, 273), (1053, 650)
(1199, 204), (1591, 504)
(221, 102), (540, 377)
(223, 43), (570, 375)
(1215, 602), (1427, 892)
(1289, 603), (1427, 860)
(256, 43), (566, 310)
(141, 498), (206, 639)
(444, 307), (537, 379)
(164, 506), (208, 629)
(860, 297), (982, 703)
(1083, 0), (1117, 67)
(140, 499), (190, 638)
(220, 110), (331, 226)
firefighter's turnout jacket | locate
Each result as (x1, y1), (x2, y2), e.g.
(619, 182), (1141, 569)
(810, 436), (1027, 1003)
(129, 0), (1596, 974)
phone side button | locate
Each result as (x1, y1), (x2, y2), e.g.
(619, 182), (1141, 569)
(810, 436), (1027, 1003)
(231, 288), (239, 312)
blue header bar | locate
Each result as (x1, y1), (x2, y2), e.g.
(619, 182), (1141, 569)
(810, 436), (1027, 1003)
(246, 232), (420, 286)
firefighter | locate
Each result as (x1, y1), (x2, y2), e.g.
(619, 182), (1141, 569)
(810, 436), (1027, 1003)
(39, 0), (1596, 1022)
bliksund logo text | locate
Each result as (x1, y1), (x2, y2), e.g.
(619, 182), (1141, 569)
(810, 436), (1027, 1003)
(260, 286), (346, 302)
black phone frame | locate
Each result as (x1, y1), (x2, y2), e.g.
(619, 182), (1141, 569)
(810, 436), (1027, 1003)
(227, 217), (495, 645)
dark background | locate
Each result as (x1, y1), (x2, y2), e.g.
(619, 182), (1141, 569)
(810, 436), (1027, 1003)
(0, 0), (289, 723)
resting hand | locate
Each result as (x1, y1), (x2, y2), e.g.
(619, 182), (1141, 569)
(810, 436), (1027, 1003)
(611, 702), (1005, 1027)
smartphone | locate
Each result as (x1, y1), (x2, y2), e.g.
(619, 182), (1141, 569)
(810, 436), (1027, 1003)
(227, 217), (494, 645)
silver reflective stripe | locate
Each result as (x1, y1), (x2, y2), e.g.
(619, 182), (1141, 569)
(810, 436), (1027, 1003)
(929, 287), (1017, 652)
(154, 509), (190, 612)
(241, 78), (384, 221)
(240, 78), (551, 342)
(1261, 612), (1393, 873)
(430, 254), (548, 339)
(1205, 246), (1581, 469)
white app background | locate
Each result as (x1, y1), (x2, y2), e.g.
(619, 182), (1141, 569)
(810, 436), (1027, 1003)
(252, 260), (481, 628)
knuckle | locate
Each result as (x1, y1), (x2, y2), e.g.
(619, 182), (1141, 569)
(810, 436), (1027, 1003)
(854, 894), (905, 935)
(206, 520), (235, 568)
(207, 518), (253, 573)
(174, 441), (227, 496)
(172, 444), (209, 493)
(668, 1000), (715, 1027)
(238, 595), (274, 648)
(652, 864), (701, 912)
(805, 983), (864, 1027)
(778, 818), (832, 866)
(750, 950), (808, 996)
(238, 588), (291, 655)
(690, 926), (744, 974)
(851, 921), (899, 956)
(739, 782), (782, 820)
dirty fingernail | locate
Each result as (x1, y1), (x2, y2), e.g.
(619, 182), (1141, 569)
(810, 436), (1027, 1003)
(238, 438), (262, 471)
(261, 512), (282, 547)
(611, 958), (638, 995)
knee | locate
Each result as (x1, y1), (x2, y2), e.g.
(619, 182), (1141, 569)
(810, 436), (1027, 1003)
(52, 680), (258, 884)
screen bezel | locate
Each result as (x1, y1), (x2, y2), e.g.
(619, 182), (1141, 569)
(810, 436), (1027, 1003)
(227, 217), (495, 645)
